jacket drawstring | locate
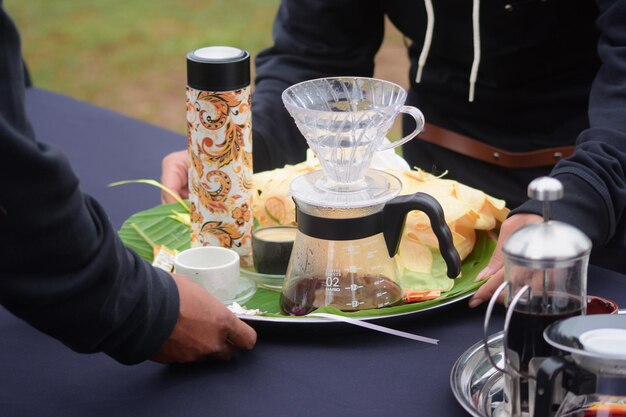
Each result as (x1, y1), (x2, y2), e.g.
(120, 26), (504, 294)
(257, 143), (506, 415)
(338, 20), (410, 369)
(469, 0), (481, 102)
(415, 0), (481, 102)
(416, 0), (434, 83)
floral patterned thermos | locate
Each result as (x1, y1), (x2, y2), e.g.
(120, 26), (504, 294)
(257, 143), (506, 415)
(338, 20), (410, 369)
(186, 46), (253, 267)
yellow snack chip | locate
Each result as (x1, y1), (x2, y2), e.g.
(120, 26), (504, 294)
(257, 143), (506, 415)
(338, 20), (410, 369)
(252, 159), (510, 284)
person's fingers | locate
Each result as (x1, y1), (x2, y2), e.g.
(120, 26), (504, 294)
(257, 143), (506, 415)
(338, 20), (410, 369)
(151, 274), (258, 364)
(225, 319), (257, 350)
(206, 343), (235, 361)
(475, 215), (510, 283)
(468, 235), (506, 308)
(470, 270), (505, 308)
(468, 213), (543, 308)
(475, 241), (505, 282)
(161, 150), (189, 204)
(469, 236), (505, 308)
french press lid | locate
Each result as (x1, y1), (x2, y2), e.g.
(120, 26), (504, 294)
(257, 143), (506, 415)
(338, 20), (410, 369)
(503, 177), (592, 269)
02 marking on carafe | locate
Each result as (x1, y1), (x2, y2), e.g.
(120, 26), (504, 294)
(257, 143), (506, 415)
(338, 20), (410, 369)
(324, 276), (340, 292)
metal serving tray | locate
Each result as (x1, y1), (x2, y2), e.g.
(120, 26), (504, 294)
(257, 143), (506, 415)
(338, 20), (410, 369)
(450, 332), (507, 417)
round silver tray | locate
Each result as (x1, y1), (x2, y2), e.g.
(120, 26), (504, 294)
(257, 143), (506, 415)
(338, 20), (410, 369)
(450, 331), (506, 417)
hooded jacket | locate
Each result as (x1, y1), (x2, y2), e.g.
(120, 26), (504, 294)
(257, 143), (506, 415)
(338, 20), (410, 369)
(251, 0), (626, 272)
(0, 4), (179, 365)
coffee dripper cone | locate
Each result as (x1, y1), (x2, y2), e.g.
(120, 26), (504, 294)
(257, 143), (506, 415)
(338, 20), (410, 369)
(282, 76), (424, 193)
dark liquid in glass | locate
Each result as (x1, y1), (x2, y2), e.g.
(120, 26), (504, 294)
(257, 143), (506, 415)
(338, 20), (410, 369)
(507, 294), (582, 372)
(280, 274), (403, 316)
(506, 294), (582, 412)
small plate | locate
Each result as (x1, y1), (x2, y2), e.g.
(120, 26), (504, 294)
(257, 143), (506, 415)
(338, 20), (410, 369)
(223, 276), (257, 306)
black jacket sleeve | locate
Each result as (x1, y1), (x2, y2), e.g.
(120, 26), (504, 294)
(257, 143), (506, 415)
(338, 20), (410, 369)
(0, 6), (179, 365)
(512, 0), (626, 257)
(252, 0), (385, 172)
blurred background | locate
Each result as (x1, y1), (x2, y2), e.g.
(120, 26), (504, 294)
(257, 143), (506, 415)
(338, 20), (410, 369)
(6, 0), (409, 136)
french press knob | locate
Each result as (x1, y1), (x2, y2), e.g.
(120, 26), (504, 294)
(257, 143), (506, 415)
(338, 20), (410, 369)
(503, 176), (592, 270)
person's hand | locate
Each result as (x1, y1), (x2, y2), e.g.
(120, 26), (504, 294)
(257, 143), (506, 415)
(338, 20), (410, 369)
(161, 149), (189, 204)
(151, 273), (257, 363)
(468, 213), (543, 308)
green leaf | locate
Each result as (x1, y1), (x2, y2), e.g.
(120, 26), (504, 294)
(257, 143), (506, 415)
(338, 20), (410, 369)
(169, 211), (190, 226)
(109, 179), (189, 213)
(118, 203), (495, 318)
(400, 252), (455, 292)
(119, 202), (190, 261)
(245, 231), (493, 318)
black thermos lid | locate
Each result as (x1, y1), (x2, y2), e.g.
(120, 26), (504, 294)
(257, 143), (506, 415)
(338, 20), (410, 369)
(186, 46), (250, 91)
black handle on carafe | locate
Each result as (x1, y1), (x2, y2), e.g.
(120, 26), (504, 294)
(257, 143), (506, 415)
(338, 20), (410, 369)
(381, 193), (461, 278)
(534, 356), (597, 417)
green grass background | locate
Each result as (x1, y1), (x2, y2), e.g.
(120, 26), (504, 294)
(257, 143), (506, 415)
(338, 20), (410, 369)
(6, 1), (408, 137)
(6, 0), (280, 135)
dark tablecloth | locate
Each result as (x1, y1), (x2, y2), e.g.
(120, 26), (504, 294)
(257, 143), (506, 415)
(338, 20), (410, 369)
(0, 88), (623, 417)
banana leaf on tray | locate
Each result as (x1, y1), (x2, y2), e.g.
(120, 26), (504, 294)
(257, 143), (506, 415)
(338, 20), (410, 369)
(118, 202), (495, 319)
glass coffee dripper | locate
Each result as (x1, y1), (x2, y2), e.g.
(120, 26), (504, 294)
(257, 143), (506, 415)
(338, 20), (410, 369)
(484, 177), (592, 417)
(282, 76), (424, 191)
(279, 77), (461, 316)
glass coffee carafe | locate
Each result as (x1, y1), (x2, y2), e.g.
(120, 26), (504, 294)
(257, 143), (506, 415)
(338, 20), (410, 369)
(534, 314), (626, 417)
(484, 177), (592, 417)
(279, 77), (462, 316)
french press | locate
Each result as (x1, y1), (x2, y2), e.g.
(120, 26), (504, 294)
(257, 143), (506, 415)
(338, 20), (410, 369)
(535, 314), (626, 417)
(484, 177), (592, 416)
(279, 77), (461, 316)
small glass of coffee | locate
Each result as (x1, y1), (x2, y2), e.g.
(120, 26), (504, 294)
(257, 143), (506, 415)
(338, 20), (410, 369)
(252, 226), (297, 275)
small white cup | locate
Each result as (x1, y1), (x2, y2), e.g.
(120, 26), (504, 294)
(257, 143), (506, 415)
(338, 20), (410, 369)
(174, 246), (240, 302)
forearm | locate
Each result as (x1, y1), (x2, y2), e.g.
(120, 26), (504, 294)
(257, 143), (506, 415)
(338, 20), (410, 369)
(511, 149), (624, 248)
(0, 5), (179, 365)
(513, 0), (626, 247)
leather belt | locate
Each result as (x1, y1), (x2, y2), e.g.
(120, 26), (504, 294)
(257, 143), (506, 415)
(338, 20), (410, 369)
(417, 123), (575, 168)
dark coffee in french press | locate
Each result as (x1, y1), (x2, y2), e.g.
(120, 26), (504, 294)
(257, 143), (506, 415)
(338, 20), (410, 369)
(507, 295), (583, 373)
